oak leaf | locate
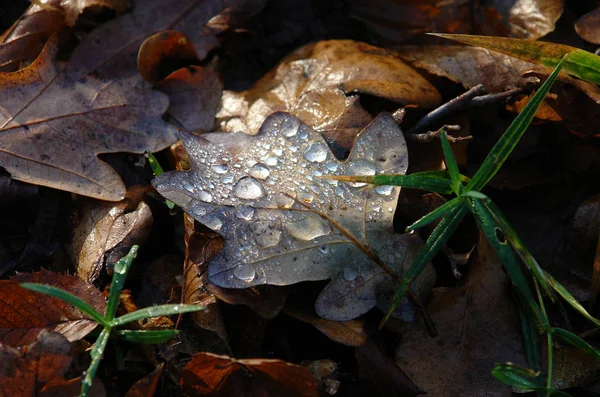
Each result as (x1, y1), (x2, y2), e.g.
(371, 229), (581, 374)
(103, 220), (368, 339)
(153, 111), (435, 321)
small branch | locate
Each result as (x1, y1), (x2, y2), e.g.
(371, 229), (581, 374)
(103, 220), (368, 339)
(407, 84), (536, 135)
(407, 125), (471, 144)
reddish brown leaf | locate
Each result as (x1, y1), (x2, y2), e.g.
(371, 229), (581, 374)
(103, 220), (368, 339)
(0, 330), (105, 397)
(0, 270), (106, 347)
(180, 352), (319, 397)
(576, 8), (600, 44)
(125, 364), (164, 397)
(155, 66), (222, 132)
(395, 235), (525, 396)
(70, 186), (153, 283)
(283, 305), (367, 347)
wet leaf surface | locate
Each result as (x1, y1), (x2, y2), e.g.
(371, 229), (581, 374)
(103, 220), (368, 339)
(154, 111), (435, 321)
(0, 269), (106, 346)
(180, 352), (319, 397)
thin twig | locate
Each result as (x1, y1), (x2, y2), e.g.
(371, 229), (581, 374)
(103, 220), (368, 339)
(407, 84), (537, 135)
(407, 125), (471, 144)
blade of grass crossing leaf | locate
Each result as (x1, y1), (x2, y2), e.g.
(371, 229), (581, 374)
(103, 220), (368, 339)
(110, 304), (203, 327)
(116, 329), (180, 344)
(544, 271), (600, 328)
(430, 34), (600, 85)
(519, 306), (541, 371)
(81, 327), (111, 397)
(329, 172), (455, 194)
(469, 199), (543, 324)
(439, 130), (462, 194)
(20, 283), (108, 327)
(406, 197), (462, 232)
(482, 199), (553, 300)
(466, 54), (568, 192)
(381, 204), (468, 327)
(106, 245), (138, 321)
(551, 328), (600, 361)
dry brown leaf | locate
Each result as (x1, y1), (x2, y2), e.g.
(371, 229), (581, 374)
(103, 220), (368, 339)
(0, 269), (106, 347)
(70, 186), (153, 283)
(283, 305), (367, 347)
(356, 340), (421, 397)
(0, 35), (177, 200)
(0, 330), (105, 397)
(182, 214), (228, 341)
(0, 0), (127, 72)
(397, 45), (535, 93)
(180, 352), (319, 397)
(206, 283), (289, 320)
(125, 363), (164, 397)
(485, 0), (563, 39)
(217, 40), (441, 145)
(395, 236), (525, 396)
(576, 8), (600, 44)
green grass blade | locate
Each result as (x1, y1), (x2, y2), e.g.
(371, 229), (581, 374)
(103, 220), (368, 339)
(491, 363), (542, 391)
(327, 171), (469, 195)
(430, 34), (600, 85)
(381, 203), (468, 327)
(81, 327), (111, 397)
(439, 129), (462, 194)
(406, 197), (462, 231)
(519, 306), (541, 372)
(110, 304), (203, 327)
(481, 199), (553, 300)
(469, 199), (544, 324)
(146, 151), (165, 176)
(115, 329), (179, 344)
(544, 272), (600, 328)
(466, 55), (568, 192)
(551, 328), (600, 361)
(106, 245), (139, 321)
(20, 283), (108, 327)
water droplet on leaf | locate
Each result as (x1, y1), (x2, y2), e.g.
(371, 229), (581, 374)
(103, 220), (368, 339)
(304, 142), (328, 163)
(284, 214), (330, 241)
(233, 264), (256, 282)
(343, 267), (357, 281)
(346, 160), (377, 187)
(249, 163), (270, 179)
(211, 164), (228, 174)
(232, 177), (267, 200)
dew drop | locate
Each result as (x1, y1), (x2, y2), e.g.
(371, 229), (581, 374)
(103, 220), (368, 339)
(304, 142), (328, 163)
(198, 190), (213, 202)
(203, 214), (223, 231)
(249, 163), (270, 180)
(232, 177), (267, 200)
(222, 174), (234, 183)
(233, 264), (256, 282)
(343, 267), (357, 281)
(284, 214), (330, 241)
(235, 206), (255, 220)
(183, 181), (195, 193)
(273, 147), (283, 156)
(289, 145), (298, 152)
(298, 127), (309, 140)
(190, 201), (207, 217)
(174, 305), (179, 311)
(375, 185), (394, 196)
(346, 160), (377, 187)
(318, 244), (330, 254)
(265, 156), (278, 166)
(211, 164), (228, 174)
(282, 116), (301, 137)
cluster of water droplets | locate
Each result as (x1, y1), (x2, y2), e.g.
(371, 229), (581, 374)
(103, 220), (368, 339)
(164, 113), (405, 287)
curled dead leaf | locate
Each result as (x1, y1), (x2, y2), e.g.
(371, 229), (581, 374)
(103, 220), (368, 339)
(71, 186), (153, 283)
(576, 8), (600, 44)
